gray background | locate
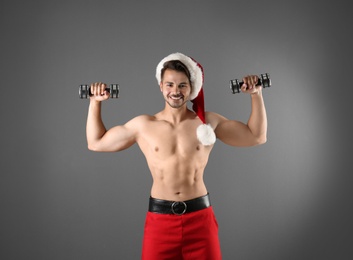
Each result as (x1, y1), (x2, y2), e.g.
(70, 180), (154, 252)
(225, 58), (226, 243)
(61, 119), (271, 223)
(1, 0), (352, 259)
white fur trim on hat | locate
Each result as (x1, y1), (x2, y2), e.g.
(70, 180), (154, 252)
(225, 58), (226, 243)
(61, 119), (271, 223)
(156, 52), (203, 100)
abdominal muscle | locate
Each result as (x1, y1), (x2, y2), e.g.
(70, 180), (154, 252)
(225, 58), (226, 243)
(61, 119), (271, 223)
(146, 151), (210, 202)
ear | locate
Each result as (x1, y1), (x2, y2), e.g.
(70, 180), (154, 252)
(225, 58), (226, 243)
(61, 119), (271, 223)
(159, 82), (163, 92)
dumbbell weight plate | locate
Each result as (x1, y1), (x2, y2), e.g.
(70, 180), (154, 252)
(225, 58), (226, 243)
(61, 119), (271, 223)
(260, 73), (271, 88)
(110, 84), (119, 98)
(79, 85), (90, 99)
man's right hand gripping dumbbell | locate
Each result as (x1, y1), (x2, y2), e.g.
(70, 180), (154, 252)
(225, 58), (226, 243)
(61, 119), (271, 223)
(79, 83), (119, 99)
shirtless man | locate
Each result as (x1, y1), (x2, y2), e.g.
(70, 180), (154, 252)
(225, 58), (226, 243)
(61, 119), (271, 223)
(86, 53), (267, 260)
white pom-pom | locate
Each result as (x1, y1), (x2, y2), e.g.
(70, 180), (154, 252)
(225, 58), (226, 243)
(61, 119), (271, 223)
(196, 124), (216, 146)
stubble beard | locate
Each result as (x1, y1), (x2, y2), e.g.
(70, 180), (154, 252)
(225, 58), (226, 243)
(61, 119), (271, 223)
(165, 95), (188, 109)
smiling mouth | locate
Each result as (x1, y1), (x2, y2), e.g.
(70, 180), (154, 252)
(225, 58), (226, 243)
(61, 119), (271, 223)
(169, 95), (183, 100)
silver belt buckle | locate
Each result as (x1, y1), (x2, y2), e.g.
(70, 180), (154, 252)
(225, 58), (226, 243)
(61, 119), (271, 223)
(171, 201), (187, 215)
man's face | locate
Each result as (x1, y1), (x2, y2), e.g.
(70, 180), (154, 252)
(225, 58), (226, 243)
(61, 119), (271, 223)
(160, 69), (192, 109)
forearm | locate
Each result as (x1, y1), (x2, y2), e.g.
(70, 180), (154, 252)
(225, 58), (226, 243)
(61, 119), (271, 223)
(86, 101), (107, 148)
(247, 92), (267, 143)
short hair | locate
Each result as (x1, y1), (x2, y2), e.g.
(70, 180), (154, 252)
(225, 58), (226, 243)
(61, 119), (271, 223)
(160, 60), (192, 86)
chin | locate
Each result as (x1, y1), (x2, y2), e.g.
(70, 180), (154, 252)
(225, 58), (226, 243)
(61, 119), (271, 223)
(167, 100), (186, 109)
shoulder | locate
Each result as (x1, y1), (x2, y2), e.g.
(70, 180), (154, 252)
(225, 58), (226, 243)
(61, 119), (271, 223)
(120, 115), (156, 138)
(126, 114), (156, 126)
(205, 111), (228, 128)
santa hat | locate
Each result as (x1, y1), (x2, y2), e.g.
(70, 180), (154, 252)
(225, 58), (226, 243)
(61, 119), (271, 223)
(156, 52), (216, 146)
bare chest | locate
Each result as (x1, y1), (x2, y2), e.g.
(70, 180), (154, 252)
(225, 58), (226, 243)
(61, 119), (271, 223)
(137, 120), (208, 159)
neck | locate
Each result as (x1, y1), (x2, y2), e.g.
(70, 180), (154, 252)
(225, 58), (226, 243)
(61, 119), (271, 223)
(162, 103), (191, 124)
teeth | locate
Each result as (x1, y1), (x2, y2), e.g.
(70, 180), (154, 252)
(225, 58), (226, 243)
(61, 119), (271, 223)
(170, 96), (182, 100)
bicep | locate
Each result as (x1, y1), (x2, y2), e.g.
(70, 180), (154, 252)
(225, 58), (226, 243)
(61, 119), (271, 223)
(99, 125), (137, 152)
(90, 119), (138, 152)
(209, 112), (258, 147)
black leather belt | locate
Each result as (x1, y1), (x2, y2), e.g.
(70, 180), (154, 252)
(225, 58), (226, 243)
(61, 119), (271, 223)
(148, 193), (211, 215)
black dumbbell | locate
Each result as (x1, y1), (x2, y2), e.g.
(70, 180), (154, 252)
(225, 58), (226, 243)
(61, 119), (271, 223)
(230, 73), (271, 94)
(79, 84), (119, 99)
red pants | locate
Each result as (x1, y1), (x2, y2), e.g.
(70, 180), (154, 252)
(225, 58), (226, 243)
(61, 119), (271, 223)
(142, 206), (222, 260)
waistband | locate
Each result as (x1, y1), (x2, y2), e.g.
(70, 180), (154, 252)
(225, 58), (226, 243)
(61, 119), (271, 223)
(148, 193), (211, 215)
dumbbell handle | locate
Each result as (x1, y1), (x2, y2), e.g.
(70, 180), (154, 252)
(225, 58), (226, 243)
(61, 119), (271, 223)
(230, 73), (271, 94)
(238, 78), (262, 87)
(87, 87), (110, 95)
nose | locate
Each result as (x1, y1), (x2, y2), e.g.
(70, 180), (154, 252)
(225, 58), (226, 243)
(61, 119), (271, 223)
(171, 85), (180, 94)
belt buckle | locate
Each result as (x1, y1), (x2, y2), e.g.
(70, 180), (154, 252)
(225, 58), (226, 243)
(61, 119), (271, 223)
(171, 201), (187, 215)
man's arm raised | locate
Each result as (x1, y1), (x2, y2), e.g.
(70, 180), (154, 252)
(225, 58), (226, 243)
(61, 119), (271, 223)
(209, 75), (267, 147)
(86, 83), (137, 152)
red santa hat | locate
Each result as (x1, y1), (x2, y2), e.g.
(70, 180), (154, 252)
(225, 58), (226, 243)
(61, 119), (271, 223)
(156, 52), (216, 146)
